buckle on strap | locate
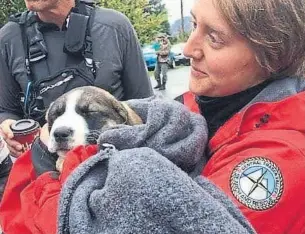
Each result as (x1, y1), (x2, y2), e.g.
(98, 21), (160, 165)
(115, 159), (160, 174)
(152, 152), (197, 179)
(27, 23), (48, 63)
(29, 45), (47, 62)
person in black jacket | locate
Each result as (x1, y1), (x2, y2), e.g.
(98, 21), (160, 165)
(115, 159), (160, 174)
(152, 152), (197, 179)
(0, 0), (152, 199)
(0, 0), (152, 157)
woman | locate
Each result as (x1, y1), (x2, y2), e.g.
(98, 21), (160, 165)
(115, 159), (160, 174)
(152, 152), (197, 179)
(177, 0), (305, 232)
(0, 0), (304, 233)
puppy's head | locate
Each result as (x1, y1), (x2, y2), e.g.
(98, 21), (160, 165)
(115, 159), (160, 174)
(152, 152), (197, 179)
(46, 86), (142, 156)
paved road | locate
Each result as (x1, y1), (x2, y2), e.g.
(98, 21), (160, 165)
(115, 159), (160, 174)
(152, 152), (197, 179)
(150, 66), (190, 99)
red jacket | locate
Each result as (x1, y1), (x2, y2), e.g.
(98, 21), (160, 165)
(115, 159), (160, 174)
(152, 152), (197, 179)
(183, 90), (305, 233)
(0, 145), (98, 234)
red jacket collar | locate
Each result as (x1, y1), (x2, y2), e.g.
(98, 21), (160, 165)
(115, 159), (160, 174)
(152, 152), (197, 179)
(209, 91), (305, 153)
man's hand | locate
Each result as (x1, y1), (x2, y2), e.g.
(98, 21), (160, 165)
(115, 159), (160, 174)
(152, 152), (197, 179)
(0, 119), (23, 157)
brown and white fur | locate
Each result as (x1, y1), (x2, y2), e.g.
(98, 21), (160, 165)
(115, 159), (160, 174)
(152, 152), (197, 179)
(45, 86), (142, 171)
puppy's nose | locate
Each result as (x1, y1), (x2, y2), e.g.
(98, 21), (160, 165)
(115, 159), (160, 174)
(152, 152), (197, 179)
(53, 127), (74, 142)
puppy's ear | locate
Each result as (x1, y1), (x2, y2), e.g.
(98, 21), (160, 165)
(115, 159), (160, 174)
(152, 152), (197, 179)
(45, 102), (54, 123)
(99, 88), (142, 125)
(111, 100), (142, 125)
(121, 102), (142, 125)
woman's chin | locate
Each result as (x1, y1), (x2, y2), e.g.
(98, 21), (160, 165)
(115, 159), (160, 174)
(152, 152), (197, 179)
(189, 78), (210, 96)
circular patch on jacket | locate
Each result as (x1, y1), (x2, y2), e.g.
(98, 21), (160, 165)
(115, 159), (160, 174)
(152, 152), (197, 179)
(230, 157), (283, 211)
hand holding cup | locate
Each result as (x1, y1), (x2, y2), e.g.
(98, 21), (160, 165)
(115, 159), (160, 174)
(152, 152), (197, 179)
(9, 119), (41, 155)
(0, 119), (23, 157)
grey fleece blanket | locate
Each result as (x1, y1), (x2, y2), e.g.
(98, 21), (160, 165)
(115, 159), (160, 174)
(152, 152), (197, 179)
(57, 97), (255, 234)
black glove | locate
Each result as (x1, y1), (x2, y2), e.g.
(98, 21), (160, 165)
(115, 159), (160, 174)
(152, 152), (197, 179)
(31, 137), (58, 177)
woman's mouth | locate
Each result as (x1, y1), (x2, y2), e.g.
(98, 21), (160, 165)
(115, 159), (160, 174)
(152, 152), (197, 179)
(191, 66), (208, 78)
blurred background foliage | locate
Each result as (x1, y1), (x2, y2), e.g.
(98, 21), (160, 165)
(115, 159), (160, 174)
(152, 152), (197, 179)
(98, 0), (170, 44)
(0, 0), (26, 26)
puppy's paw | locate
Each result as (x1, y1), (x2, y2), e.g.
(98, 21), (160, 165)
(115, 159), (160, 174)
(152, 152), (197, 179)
(56, 157), (64, 172)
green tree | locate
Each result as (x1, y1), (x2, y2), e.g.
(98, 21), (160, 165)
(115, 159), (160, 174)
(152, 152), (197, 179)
(98, 0), (168, 44)
(0, 0), (26, 25)
(146, 0), (170, 35)
(145, 0), (165, 14)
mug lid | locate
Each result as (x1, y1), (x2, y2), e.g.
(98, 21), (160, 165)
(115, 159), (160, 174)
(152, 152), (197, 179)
(10, 119), (40, 133)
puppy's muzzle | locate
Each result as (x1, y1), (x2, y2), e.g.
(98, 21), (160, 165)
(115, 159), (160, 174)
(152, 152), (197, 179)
(53, 127), (74, 143)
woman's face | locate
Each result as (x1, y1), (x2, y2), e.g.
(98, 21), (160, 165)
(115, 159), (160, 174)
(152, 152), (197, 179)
(184, 0), (268, 97)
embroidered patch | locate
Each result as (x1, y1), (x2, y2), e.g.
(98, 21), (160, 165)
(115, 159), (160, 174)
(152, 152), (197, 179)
(230, 157), (283, 211)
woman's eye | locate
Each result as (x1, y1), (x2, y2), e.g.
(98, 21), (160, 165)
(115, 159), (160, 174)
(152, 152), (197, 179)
(191, 21), (197, 31)
(207, 32), (225, 48)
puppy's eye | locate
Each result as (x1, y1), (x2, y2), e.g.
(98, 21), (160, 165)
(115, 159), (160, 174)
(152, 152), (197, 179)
(78, 107), (89, 115)
(55, 108), (64, 117)
(77, 106), (98, 116)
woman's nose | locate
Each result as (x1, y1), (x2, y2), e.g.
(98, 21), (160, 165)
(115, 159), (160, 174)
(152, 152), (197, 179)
(183, 32), (203, 61)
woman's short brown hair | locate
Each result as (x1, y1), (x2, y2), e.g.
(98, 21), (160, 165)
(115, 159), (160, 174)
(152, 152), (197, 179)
(214, 0), (305, 77)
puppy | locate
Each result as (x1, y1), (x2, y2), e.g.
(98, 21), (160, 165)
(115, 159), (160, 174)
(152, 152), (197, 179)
(45, 86), (142, 171)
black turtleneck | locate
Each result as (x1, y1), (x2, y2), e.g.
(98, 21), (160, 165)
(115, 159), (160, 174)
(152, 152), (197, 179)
(196, 80), (273, 139)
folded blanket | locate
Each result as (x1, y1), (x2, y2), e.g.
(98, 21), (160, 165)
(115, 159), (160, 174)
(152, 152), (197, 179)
(98, 97), (208, 173)
(57, 97), (255, 234)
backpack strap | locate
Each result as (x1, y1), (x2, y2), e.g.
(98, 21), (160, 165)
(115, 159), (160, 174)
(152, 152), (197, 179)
(9, 11), (49, 81)
(9, 11), (48, 116)
(64, 2), (96, 76)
